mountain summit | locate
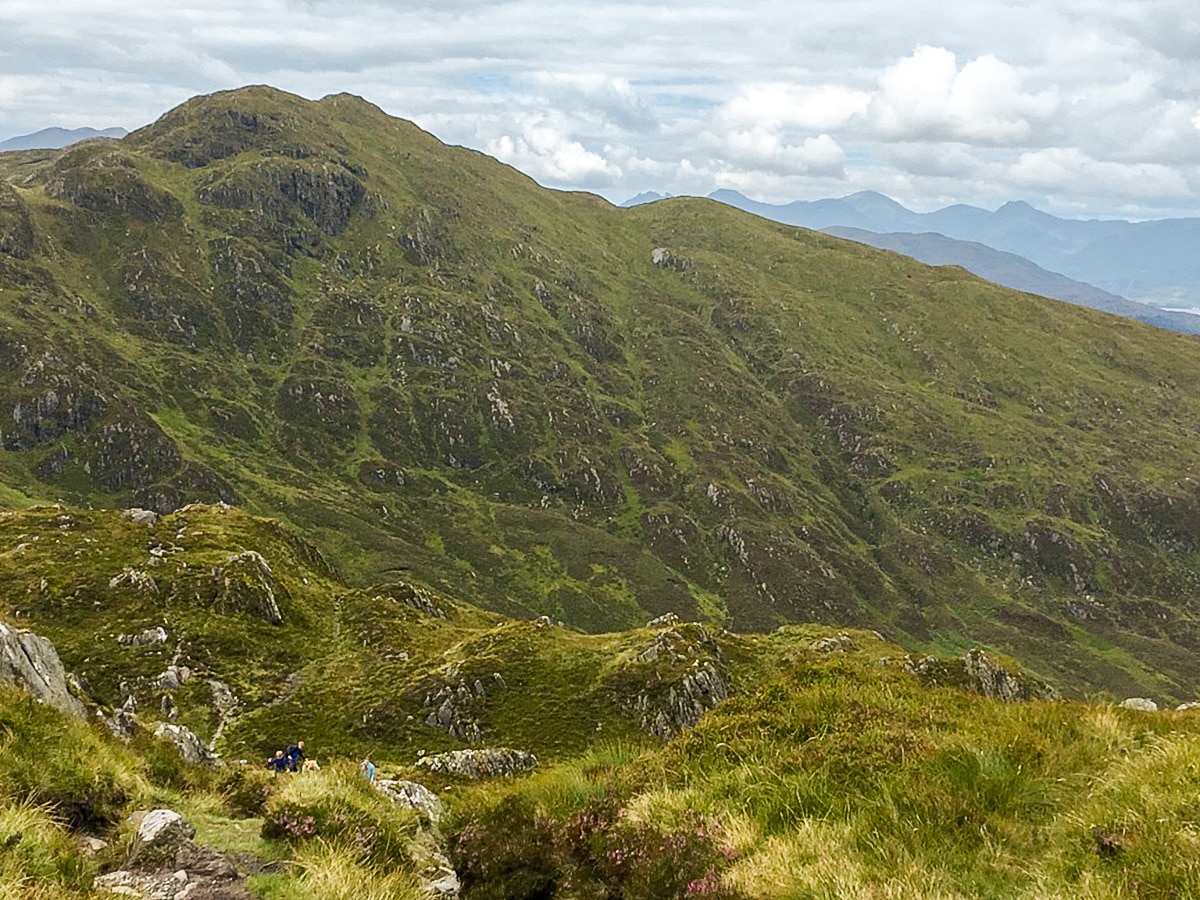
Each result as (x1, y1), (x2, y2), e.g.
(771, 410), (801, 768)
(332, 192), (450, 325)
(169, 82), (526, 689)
(2, 86), (1200, 700)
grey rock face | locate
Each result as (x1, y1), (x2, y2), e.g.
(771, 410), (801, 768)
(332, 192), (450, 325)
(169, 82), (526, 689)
(375, 779), (446, 825)
(211, 550), (284, 624)
(1120, 697), (1159, 712)
(415, 747), (538, 779)
(154, 723), (219, 765)
(627, 624), (730, 739)
(0, 621), (87, 718)
(422, 664), (507, 744)
(1176, 701), (1200, 711)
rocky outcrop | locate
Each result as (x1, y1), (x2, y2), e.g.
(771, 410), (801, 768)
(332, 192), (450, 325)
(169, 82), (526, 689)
(0, 183), (35, 259)
(415, 748), (538, 780)
(207, 680), (239, 749)
(422, 668), (506, 744)
(374, 780), (459, 895)
(809, 633), (855, 652)
(375, 779), (446, 825)
(646, 612), (680, 628)
(623, 625), (730, 739)
(211, 550), (284, 624)
(903, 648), (1061, 702)
(118, 626), (169, 646)
(154, 723), (219, 766)
(0, 621), (87, 718)
(111, 569), (160, 596)
(123, 507), (160, 526)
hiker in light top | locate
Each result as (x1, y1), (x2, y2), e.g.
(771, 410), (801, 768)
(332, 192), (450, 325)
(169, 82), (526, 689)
(360, 755), (376, 782)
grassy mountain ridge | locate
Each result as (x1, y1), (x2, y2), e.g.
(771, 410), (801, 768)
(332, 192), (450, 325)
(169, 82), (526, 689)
(1, 86), (1200, 702)
(823, 225), (1200, 335)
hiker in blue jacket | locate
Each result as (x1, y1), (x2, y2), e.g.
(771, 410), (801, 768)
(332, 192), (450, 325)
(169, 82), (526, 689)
(284, 740), (306, 772)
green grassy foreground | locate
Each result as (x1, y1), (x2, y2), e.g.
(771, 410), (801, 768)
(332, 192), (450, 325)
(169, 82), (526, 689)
(4, 640), (1200, 899)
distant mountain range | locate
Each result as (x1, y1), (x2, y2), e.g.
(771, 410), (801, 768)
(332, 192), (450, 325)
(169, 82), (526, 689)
(701, 189), (1200, 311)
(823, 227), (1200, 335)
(0, 126), (127, 151)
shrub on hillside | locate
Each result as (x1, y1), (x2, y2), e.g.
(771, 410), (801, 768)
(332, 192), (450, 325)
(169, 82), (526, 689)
(451, 794), (743, 900)
(260, 765), (417, 868)
(218, 764), (277, 817)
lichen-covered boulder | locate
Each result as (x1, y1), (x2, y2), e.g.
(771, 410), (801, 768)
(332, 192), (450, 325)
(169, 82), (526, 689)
(126, 808), (196, 869)
(415, 748), (537, 780)
(1120, 697), (1158, 712)
(0, 621), (87, 718)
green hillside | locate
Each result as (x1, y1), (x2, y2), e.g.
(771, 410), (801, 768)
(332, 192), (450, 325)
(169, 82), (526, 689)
(2, 86), (1200, 706)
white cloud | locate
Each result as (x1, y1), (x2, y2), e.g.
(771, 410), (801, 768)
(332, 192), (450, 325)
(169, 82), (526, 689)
(720, 83), (870, 132)
(486, 117), (622, 186)
(0, 0), (1197, 217)
(873, 45), (1058, 144)
(712, 129), (847, 177)
(1009, 147), (1190, 200)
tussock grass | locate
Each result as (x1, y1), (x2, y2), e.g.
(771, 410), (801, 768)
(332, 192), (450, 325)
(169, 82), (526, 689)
(249, 842), (427, 900)
(449, 654), (1200, 898)
(0, 799), (92, 896)
(0, 686), (147, 832)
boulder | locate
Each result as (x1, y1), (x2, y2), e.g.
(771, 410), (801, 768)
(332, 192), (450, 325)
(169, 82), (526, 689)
(1176, 701), (1200, 712)
(122, 507), (160, 526)
(1119, 697), (1158, 712)
(375, 779), (446, 825)
(118, 626), (168, 646)
(136, 809), (195, 850)
(415, 748), (538, 780)
(154, 723), (219, 766)
(0, 621), (87, 718)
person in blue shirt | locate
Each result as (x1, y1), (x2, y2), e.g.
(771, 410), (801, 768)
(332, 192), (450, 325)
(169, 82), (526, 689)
(284, 740), (306, 772)
(266, 750), (288, 772)
(360, 755), (376, 782)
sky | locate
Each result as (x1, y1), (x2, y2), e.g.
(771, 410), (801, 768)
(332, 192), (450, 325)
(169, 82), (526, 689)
(1, 0), (1199, 220)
